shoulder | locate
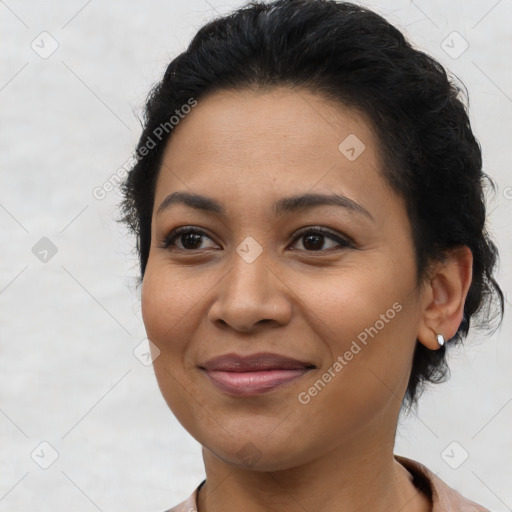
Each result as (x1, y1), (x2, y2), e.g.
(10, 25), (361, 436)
(162, 480), (204, 512)
(394, 454), (491, 512)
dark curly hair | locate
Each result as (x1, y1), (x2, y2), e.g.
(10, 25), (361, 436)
(118, 0), (504, 414)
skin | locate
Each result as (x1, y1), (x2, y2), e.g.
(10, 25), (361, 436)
(141, 86), (473, 512)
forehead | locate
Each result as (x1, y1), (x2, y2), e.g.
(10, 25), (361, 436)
(153, 86), (396, 222)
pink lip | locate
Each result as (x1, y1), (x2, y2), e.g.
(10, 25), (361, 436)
(199, 352), (315, 396)
(202, 368), (312, 396)
(201, 352), (314, 372)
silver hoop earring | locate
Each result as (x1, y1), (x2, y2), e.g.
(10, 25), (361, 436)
(436, 334), (445, 347)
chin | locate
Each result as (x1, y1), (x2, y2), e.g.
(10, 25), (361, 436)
(207, 443), (306, 472)
(200, 426), (312, 471)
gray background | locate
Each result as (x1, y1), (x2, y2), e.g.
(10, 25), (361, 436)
(1, 0), (511, 510)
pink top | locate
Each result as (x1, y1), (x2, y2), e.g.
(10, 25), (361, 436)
(164, 454), (490, 512)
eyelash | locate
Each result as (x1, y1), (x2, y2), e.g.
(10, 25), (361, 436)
(158, 226), (353, 253)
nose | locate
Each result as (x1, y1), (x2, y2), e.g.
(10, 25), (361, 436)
(207, 249), (292, 333)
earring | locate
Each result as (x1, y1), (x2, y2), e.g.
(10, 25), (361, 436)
(436, 334), (445, 347)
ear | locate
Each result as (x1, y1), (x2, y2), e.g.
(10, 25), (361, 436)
(417, 246), (473, 350)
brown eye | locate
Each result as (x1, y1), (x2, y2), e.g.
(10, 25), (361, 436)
(160, 227), (218, 251)
(290, 227), (352, 252)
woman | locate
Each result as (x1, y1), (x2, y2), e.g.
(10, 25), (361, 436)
(119, 1), (504, 510)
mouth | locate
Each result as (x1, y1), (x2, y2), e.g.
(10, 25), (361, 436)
(199, 352), (315, 396)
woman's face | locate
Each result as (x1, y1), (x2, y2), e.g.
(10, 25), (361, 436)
(141, 86), (426, 470)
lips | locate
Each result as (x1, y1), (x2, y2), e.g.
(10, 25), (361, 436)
(199, 352), (315, 396)
(200, 352), (315, 372)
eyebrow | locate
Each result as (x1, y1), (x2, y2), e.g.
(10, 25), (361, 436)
(156, 191), (373, 221)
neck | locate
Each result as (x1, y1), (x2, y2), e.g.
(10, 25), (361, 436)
(197, 426), (431, 512)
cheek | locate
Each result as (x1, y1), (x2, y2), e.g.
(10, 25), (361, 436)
(294, 264), (405, 346)
(140, 265), (209, 428)
(140, 264), (206, 351)
(293, 265), (416, 415)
